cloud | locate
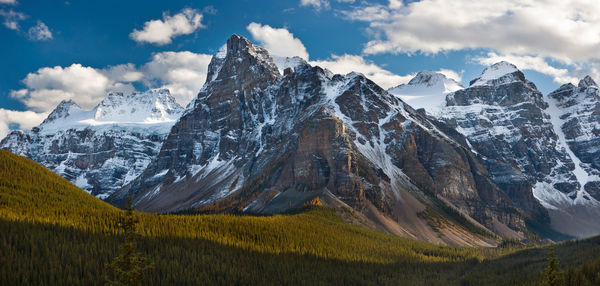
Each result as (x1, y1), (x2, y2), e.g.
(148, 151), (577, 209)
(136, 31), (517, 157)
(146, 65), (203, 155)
(437, 68), (462, 82)
(0, 109), (48, 139)
(142, 51), (212, 104)
(27, 20), (52, 41)
(473, 52), (578, 84)
(10, 64), (117, 112)
(9, 50), (213, 114)
(310, 54), (414, 89)
(341, 0), (600, 85)
(130, 8), (205, 45)
(300, 0), (355, 10)
(246, 22), (309, 60)
(0, 9), (25, 30)
(0, 0), (17, 5)
(300, 0), (330, 10)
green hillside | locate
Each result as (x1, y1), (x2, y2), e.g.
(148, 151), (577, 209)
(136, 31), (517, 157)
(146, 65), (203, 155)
(1, 149), (599, 285)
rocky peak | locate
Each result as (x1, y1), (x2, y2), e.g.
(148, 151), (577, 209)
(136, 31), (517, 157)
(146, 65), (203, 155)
(205, 34), (280, 85)
(469, 61), (528, 87)
(41, 99), (82, 125)
(578, 75), (597, 88)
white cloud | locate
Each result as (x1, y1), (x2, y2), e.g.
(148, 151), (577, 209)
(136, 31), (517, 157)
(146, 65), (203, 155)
(310, 54), (414, 89)
(0, 9), (25, 30)
(246, 22), (309, 60)
(27, 20), (52, 41)
(473, 52), (578, 84)
(437, 68), (462, 82)
(0, 0), (17, 5)
(342, 0), (600, 85)
(9, 51), (213, 114)
(11, 64), (116, 112)
(300, 0), (330, 10)
(142, 51), (212, 104)
(0, 109), (48, 139)
(130, 8), (205, 45)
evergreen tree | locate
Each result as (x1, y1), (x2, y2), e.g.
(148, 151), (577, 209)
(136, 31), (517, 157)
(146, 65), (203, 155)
(542, 247), (558, 286)
(105, 201), (153, 286)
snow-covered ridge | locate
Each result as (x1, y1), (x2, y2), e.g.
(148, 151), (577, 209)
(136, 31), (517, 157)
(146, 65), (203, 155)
(470, 61), (520, 87)
(40, 89), (183, 133)
(388, 70), (463, 115)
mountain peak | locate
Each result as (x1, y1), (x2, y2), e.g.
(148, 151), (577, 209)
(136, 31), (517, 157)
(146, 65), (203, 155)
(469, 61), (525, 87)
(41, 99), (82, 125)
(578, 75), (597, 88)
(206, 34), (279, 84)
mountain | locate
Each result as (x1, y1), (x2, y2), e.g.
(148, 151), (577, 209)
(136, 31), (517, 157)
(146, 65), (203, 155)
(388, 70), (463, 115)
(108, 35), (555, 244)
(438, 62), (600, 238)
(0, 89), (183, 199)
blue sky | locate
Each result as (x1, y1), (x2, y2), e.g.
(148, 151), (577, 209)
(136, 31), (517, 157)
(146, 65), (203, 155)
(1, 0), (598, 136)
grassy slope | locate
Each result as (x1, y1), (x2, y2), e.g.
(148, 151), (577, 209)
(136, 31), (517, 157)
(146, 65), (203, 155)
(1, 149), (599, 285)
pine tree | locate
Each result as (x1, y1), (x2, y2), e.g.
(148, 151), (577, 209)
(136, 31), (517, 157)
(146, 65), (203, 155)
(542, 247), (558, 286)
(105, 201), (153, 286)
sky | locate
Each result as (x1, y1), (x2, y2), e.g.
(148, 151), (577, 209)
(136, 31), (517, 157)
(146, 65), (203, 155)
(1, 0), (599, 137)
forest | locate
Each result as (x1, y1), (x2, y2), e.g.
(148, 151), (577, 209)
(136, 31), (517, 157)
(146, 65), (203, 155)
(1, 149), (599, 285)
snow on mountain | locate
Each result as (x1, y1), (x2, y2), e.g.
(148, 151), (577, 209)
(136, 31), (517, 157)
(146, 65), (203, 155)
(111, 35), (538, 245)
(0, 89), (184, 199)
(469, 61), (525, 87)
(388, 71), (463, 115)
(438, 62), (600, 238)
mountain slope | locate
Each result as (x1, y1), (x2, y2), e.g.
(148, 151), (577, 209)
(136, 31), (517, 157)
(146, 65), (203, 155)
(0, 89), (183, 199)
(439, 62), (599, 238)
(110, 35), (551, 244)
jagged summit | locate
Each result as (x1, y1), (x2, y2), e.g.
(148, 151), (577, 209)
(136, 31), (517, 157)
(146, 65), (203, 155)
(205, 34), (280, 84)
(578, 75), (597, 88)
(388, 70), (463, 115)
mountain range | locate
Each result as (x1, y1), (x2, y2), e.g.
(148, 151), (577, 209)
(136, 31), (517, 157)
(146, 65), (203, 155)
(3, 34), (600, 242)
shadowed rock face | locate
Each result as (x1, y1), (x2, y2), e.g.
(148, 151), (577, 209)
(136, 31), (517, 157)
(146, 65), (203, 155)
(109, 35), (550, 244)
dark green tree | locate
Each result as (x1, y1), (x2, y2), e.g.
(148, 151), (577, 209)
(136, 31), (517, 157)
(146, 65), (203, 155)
(542, 247), (559, 286)
(105, 201), (153, 286)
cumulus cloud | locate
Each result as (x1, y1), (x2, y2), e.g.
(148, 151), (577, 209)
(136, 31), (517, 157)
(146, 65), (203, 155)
(0, 109), (48, 139)
(9, 50), (213, 115)
(341, 0), (600, 84)
(11, 64), (117, 112)
(310, 54), (414, 89)
(27, 20), (52, 41)
(142, 51), (212, 104)
(246, 22), (309, 60)
(130, 8), (205, 45)
(0, 9), (25, 30)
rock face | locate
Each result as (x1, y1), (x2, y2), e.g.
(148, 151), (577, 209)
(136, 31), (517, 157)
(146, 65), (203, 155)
(438, 62), (600, 238)
(110, 35), (547, 245)
(0, 89), (183, 199)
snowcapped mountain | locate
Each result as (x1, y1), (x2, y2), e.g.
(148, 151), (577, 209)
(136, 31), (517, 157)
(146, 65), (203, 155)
(438, 62), (600, 238)
(388, 71), (463, 115)
(0, 89), (183, 199)
(109, 35), (553, 245)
